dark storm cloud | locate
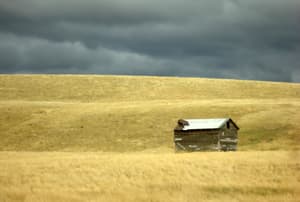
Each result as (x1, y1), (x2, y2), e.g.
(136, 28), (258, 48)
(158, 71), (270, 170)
(0, 0), (299, 82)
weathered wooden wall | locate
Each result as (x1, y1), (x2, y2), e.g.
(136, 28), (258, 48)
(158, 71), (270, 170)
(219, 122), (238, 151)
(174, 130), (220, 151)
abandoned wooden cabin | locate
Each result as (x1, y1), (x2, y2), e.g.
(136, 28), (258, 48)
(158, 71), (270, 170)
(174, 118), (239, 152)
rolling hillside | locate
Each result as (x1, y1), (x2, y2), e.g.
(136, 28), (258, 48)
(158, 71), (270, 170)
(1, 74), (299, 101)
(1, 75), (300, 202)
(0, 75), (299, 151)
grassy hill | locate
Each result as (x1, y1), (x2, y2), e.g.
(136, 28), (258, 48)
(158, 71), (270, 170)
(0, 74), (299, 151)
(1, 75), (300, 202)
(1, 74), (299, 101)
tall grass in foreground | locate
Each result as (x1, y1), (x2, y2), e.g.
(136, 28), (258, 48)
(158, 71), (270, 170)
(0, 151), (299, 202)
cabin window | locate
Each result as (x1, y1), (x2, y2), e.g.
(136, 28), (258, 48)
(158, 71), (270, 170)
(226, 122), (230, 129)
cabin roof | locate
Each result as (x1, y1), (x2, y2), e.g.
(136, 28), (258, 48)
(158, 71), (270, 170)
(176, 118), (239, 131)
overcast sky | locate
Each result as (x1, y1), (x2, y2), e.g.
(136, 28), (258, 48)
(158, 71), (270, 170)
(0, 0), (299, 82)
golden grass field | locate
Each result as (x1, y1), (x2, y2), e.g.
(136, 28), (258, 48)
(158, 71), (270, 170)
(0, 75), (300, 201)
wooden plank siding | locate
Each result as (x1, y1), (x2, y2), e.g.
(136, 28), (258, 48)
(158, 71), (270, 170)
(174, 130), (219, 151)
(220, 121), (238, 151)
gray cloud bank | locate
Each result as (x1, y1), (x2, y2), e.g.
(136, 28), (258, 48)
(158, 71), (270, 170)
(0, 0), (299, 82)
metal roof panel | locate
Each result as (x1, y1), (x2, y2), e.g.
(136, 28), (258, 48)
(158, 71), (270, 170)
(181, 118), (229, 130)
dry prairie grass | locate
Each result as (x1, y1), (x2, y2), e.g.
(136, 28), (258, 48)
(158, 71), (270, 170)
(0, 75), (300, 201)
(0, 75), (300, 151)
(0, 151), (299, 202)
(0, 75), (299, 102)
(0, 98), (299, 151)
